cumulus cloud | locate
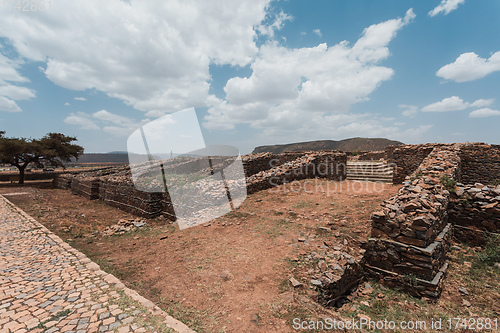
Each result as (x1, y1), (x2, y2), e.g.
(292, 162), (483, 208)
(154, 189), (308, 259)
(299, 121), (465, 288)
(64, 102), (70, 106)
(93, 109), (135, 126)
(0, 52), (35, 112)
(0, 0), (275, 113)
(313, 29), (322, 37)
(469, 108), (500, 118)
(422, 96), (494, 112)
(0, 96), (22, 112)
(429, 0), (465, 17)
(64, 112), (99, 130)
(204, 9), (416, 138)
(74, 97), (87, 101)
(437, 52), (500, 82)
(65, 109), (146, 136)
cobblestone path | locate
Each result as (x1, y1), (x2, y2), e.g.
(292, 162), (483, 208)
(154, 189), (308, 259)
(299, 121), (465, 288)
(0, 196), (194, 333)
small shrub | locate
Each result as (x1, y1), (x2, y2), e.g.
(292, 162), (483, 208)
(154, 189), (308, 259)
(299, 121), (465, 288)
(440, 174), (456, 193)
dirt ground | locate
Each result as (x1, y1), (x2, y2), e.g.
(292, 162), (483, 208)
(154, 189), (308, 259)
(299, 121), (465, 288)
(2, 179), (500, 332)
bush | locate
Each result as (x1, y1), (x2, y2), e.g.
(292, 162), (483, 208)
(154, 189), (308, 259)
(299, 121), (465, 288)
(440, 174), (456, 193)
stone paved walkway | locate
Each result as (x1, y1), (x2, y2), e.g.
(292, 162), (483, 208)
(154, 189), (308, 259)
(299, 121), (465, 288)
(0, 196), (194, 333)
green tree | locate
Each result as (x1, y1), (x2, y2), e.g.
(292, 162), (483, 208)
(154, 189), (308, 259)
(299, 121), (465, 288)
(0, 131), (84, 184)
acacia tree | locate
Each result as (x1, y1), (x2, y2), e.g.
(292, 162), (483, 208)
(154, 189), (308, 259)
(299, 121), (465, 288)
(0, 131), (84, 184)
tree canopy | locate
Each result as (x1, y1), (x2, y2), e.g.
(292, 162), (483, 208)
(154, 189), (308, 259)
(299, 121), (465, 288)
(0, 131), (84, 184)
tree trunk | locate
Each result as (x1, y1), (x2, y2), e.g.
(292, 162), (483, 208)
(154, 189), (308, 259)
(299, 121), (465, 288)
(17, 165), (26, 184)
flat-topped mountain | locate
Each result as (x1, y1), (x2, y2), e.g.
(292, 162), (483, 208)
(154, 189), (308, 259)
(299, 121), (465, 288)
(252, 137), (403, 154)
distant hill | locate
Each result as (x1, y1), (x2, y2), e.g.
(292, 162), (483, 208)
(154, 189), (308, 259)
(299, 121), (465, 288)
(252, 138), (404, 154)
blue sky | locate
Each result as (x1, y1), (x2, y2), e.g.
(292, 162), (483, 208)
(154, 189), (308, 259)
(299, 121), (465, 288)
(0, 0), (499, 154)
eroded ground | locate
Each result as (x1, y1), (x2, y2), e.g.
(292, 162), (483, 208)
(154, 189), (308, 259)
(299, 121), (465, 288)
(2, 180), (499, 332)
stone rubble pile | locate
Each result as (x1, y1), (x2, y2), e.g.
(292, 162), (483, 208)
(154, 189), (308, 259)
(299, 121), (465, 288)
(101, 218), (147, 236)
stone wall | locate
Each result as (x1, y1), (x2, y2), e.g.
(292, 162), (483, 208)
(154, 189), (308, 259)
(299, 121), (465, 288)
(53, 174), (75, 189)
(242, 152), (308, 178)
(449, 183), (500, 245)
(355, 151), (386, 161)
(386, 145), (434, 184)
(459, 143), (500, 185)
(246, 151), (346, 194)
(70, 177), (100, 200)
(363, 144), (462, 298)
(99, 180), (165, 218)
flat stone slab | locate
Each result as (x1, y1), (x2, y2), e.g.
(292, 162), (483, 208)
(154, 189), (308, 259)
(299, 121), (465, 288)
(0, 195), (194, 333)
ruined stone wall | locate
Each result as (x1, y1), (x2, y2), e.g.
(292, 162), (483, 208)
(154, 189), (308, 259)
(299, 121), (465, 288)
(99, 180), (164, 218)
(449, 183), (500, 245)
(459, 143), (500, 185)
(70, 177), (100, 200)
(53, 174), (75, 189)
(245, 151), (346, 194)
(242, 152), (308, 178)
(386, 145), (434, 184)
(356, 151), (386, 161)
(364, 144), (462, 298)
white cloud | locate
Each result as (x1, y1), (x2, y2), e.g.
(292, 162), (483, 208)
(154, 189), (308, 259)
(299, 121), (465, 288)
(0, 96), (22, 112)
(93, 110), (134, 126)
(256, 11), (292, 38)
(0, 53), (35, 112)
(469, 108), (500, 118)
(64, 112), (100, 130)
(0, 0), (275, 113)
(437, 52), (500, 82)
(204, 9), (416, 135)
(65, 109), (146, 137)
(422, 96), (469, 112)
(74, 97), (87, 101)
(399, 104), (418, 118)
(64, 102), (70, 106)
(0, 85), (35, 100)
(0, 53), (29, 83)
(470, 98), (495, 108)
(422, 96), (494, 112)
(313, 29), (322, 37)
(429, 0), (465, 17)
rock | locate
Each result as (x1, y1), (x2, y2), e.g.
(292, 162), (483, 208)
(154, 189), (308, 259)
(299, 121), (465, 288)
(298, 236), (307, 242)
(463, 299), (471, 307)
(278, 291), (294, 304)
(403, 201), (420, 212)
(310, 279), (322, 287)
(220, 270), (234, 281)
(459, 287), (469, 295)
(250, 314), (259, 325)
(289, 277), (302, 288)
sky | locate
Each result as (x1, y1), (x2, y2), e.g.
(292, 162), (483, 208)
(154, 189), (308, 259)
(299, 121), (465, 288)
(0, 0), (499, 154)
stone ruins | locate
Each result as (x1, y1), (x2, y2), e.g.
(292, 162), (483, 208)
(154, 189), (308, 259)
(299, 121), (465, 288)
(53, 142), (500, 303)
